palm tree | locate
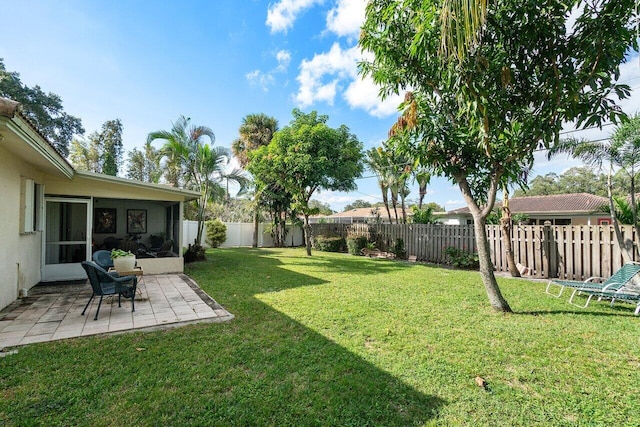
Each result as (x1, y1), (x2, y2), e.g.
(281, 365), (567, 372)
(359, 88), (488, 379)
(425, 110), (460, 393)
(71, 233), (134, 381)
(148, 116), (246, 246)
(232, 113), (279, 246)
(365, 147), (393, 223)
(232, 113), (279, 167)
(548, 115), (640, 261)
(148, 116), (205, 188)
(413, 166), (431, 209)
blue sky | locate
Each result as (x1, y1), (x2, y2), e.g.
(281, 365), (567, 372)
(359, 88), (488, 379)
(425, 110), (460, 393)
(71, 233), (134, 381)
(1, 1), (639, 212)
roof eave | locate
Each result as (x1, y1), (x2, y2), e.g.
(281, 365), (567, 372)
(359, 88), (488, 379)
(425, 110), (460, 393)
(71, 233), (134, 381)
(75, 170), (201, 201)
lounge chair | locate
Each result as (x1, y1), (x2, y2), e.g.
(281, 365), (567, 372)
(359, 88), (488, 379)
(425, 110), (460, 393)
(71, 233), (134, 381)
(81, 261), (137, 320)
(545, 262), (640, 298)
(568, 283), (640, 314)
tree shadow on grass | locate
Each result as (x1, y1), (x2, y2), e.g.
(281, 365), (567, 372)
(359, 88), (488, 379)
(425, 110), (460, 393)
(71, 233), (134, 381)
(0, 248), (445, 426)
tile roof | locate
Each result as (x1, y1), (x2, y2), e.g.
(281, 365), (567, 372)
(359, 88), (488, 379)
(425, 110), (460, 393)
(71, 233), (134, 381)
(0, 97), (70, 159)
(446, 193), (609, 215)
(328, 206), (412, 219)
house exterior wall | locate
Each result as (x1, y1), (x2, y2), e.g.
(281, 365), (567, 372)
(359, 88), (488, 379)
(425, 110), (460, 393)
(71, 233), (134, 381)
(0, 145), (45, 309)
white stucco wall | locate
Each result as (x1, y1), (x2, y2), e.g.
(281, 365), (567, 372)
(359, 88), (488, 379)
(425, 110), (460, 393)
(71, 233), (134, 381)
(0, 145), (45, 309)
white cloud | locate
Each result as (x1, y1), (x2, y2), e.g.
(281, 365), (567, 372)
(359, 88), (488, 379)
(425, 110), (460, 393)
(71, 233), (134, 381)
(295, 42), (359, 107)
(266, 0), (320, 33)
(344, 75), (404, 118)
(246, 70), (275, 92)
(276, 49), (291, 71)
(294, 42), (402, 117)
(326, 0), (366, 38)
(246, 50), (293, 92)
(445, 199), (464, 207)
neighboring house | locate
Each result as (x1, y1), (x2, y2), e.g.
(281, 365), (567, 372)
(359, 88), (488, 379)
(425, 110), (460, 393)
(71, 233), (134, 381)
(311, 207), (412, 224)
(0, 97), (199, 311)
(442, 193), (610, 226)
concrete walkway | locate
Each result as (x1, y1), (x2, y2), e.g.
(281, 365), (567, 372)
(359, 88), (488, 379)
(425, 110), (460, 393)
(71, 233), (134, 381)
(0, 274), (233, 348)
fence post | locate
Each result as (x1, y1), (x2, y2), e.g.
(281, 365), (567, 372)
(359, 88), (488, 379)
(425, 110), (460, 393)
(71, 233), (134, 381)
(542, 221), (557, 279)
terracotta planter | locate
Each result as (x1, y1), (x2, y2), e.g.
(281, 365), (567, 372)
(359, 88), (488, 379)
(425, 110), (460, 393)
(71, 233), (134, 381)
(113, 255), (136, 273)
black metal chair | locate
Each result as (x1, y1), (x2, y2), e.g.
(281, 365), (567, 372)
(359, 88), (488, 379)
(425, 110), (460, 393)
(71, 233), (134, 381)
(81, 261), (137, 320)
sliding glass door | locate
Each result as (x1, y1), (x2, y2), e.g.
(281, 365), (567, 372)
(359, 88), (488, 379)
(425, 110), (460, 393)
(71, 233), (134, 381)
(42, 198), (92, 281)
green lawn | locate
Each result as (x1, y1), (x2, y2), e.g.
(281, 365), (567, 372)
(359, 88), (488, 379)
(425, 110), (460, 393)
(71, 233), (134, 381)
(1, 248), (639, 426)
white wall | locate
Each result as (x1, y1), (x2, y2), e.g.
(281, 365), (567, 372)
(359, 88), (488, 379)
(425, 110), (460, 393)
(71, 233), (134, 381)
(183, 221), (304, 248)
(0, 145), (45, 310)
(92, 198), (167, 248)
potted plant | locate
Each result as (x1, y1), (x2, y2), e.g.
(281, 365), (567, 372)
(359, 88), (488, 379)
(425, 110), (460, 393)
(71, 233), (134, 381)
(111, 248), (136, 272)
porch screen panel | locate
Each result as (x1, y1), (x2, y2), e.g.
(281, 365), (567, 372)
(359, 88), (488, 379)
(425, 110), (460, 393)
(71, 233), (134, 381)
(45, 201), (88, 264)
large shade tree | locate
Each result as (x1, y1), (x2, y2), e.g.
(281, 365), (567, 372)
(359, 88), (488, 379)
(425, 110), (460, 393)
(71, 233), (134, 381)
(69, 119), (124, 176)
(248, 109), (363, 256)
(0, 59), (84, 156)
(126, 141), (162, 183)
(360, 0), (638, 312)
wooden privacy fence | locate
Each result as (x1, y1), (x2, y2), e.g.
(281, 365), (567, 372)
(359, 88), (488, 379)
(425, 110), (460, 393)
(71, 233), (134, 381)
(311, 223), (639, 280)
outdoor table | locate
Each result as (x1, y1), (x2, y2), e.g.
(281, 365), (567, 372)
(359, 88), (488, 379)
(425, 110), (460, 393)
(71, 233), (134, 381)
(108, 266), (143, 297)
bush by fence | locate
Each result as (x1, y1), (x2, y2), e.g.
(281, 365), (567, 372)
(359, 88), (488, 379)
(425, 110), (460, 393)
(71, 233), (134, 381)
(312, 236), (346, 252)
(311, 223), (639, 280)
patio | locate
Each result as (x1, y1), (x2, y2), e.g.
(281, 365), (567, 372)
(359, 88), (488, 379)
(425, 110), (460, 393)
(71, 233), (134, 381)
(0, 274), (233, 348)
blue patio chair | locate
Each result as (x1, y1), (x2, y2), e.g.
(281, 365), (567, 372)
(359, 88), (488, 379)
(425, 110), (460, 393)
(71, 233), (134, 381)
(545, 262), (640, 298)
(92, 250), (114, 270)
(81, 261), (137, 320)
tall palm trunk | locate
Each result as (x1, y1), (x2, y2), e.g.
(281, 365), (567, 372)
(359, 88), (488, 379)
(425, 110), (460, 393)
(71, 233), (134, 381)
(400, 186), (408, 223)
(418, 182), (427, 209)
(252, 211), (259, 248)
(629, 169), (640, 258)
(381, 184), (392, 224)
(500, 190), (520, 277)
(608, 169), (633, 263)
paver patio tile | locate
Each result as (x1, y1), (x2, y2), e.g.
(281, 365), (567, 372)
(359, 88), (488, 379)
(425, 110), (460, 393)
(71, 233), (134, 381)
(0, 274), (233, 347)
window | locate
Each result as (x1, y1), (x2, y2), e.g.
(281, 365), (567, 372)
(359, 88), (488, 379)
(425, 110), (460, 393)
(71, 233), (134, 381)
(20, 178), (43, 233)
(554, 218), (571, 226)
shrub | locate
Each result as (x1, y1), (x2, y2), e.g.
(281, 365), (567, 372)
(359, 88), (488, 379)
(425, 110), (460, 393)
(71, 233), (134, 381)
(443, 246), (479, 269)
(390, 238), (406, 259)
(184, 243), (206, 263)
(313, 236), (346, 252)
(206, 219), (227, 248)
(346, 236), (369, 255)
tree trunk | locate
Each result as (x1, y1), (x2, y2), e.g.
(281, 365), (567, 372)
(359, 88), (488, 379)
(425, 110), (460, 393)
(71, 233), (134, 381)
(473, 214), (513, 312)
(608, 170), (633, 263)
(501, 191), (520, 277)
(252, 211), (259, 248)
(418, 183), (426, 209)
(304, 214), (312, 256)
(195, 198), (205, 246)
(629, 174), (640, 258)
(382, 189), (392, 224)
